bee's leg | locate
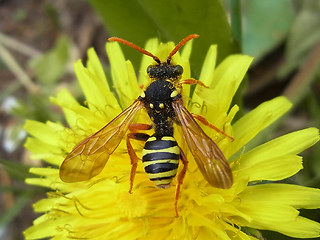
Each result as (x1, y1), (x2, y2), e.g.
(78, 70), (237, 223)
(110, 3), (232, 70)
(126, 124), (151, 193)
(129, 123), (152, 133)
(191, 114), (234, 141)
(175, 147), (189, 217)
(178, 78), (208, 88)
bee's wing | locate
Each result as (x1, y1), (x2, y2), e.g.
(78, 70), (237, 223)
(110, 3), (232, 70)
(172, 99), (233, 189)
(60, 100), (144, 182)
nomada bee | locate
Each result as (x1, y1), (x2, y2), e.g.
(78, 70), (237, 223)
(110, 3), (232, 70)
(59, 34), (233, 216)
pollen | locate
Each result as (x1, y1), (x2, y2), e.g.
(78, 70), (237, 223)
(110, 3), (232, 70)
(117, 191), (148, 218)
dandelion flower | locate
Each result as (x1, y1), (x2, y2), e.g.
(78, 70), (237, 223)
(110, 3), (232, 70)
(24, 36), (320, 240)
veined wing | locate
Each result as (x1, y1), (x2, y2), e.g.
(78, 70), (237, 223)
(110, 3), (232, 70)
(60, 100), (143, 182)
(172, 99), (233, 189)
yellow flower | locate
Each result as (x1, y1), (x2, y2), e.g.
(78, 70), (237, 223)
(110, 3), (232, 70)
(24, 37), (320, 240)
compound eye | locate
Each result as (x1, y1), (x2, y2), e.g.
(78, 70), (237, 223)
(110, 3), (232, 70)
(174, 65), (183, 75)
(147, 65), (153, 74)
(147, 65), (157, 78)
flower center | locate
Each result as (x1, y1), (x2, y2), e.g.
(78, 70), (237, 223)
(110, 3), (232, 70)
(117, 191), (148, 218)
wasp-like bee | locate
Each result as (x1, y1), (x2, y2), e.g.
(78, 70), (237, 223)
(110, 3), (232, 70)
(59, 34), (233, 215)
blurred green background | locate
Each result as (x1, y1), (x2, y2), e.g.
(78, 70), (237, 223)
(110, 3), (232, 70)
(0, 0), (319, 239)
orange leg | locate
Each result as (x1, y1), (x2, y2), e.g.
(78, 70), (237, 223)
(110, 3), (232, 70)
(129, 123), (152, 132)
(175, 147), (189, 217)
(126, 123), (151, 193)
(179, 78), (208, 88)
(192, 114), (234, 141)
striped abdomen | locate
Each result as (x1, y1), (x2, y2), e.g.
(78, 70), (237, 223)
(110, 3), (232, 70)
(142, 136), (180, 187)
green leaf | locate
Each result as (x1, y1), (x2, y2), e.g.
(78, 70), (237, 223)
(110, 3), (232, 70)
(0, 158), (35, 181)
(230, 0), (242, 47)
(242, 0), (295, 61)
(89, 0), (239, 75)
(29, 35), (70, 84)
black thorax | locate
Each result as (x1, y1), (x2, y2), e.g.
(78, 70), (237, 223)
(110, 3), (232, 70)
(140, 80), (178, 137)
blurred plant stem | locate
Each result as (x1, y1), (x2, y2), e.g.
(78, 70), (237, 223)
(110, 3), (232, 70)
(0, 168), (14, 209)
(0, 41), (39, 94)
(0, 32), (41, 57)
(283, 38), (320, 104)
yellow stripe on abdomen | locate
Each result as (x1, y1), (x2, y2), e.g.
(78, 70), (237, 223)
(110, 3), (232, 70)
(142, 136), (180, 187)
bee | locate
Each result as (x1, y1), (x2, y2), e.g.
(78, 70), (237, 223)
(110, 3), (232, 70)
(59, 34), (233, 216)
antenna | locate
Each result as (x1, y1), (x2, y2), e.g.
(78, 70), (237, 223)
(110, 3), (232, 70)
(167, 34), (199, 64)
(108, 34), (199, 65)
(108, 37), (161, 64)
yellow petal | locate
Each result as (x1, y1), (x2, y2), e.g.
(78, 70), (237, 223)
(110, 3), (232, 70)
(50, 89), (79, 128)
(235, 127), (320, 168)
(223, 221), (260, 240)
(239, 184), (320, 209)
(86, 48), (110, 92)
(24, 219), (55, 239)
(188, 45), (217, 115)
(25, 137), (60, 156)
(194, 54), (253, 117)
(24, 217), (74, 239)
(106, 42), (139, 108)
(74, 57), (120, 114)
(237, 202), (299, 225)
(199, 45), (217, 86)
(50, 90), (109, 133)
(138, 38), (159, 85)
(236, 154), (302, 182)
(270, 216), (320, 238)
(180, 38), (193, 65)
(24, 120), (61, 146)
(231, 96), (292, 155)
(24, 138), (62, 165)
(236, 184), (320, 237)
(33, 198), (58, 212)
